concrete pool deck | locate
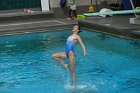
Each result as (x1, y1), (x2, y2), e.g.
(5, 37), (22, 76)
(79, 15), (140, 39)
(0, 13), (140, 39)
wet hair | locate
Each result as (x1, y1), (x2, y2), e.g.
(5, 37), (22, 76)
(77, 25), (82, 33)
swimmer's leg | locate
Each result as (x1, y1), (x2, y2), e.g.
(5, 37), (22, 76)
(69, 51), (76, 87)
(52, 52), (68, 70)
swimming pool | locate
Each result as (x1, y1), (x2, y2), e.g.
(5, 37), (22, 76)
(0, 29), (140, 93)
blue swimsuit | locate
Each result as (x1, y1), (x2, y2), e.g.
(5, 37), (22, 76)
(65, 36), (74, 57)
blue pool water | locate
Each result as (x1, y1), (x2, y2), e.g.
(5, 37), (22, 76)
(0, 29), (140, 93)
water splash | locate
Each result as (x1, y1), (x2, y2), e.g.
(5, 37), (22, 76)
(65, 70), (71, 88)
(65, 82), (97, 93)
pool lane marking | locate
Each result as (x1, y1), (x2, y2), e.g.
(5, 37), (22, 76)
(0, 20), (66, 27)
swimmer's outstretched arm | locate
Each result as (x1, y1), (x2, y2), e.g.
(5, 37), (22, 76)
(77, 36), (86, 56)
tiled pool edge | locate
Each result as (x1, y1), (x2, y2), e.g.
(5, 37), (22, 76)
(78, 20), (140, 39)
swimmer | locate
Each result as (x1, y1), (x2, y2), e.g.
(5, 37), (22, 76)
(52, 25), (86, 87)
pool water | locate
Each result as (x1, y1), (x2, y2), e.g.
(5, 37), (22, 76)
(0, 29), (140, 93)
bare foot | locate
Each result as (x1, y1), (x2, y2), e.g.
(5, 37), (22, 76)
(64, 64), (69, 71)
(66, 17), (72, 21)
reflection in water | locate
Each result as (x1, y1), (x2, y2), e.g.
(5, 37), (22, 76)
(0, 81), (15, 88)
(98, 33), (110, 40)
(119, 78), (140, 92)
(130, 41), (140, 48)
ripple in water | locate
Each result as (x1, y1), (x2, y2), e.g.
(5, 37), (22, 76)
(5, 44), (16, 48)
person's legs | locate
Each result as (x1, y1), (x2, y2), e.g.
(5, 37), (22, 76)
(68, 9), (72, 18)
(73, 10), (77, 18)
(66, 8), (72, 21)
(69, 51), (76, 86)
(52, 52), (68, 70)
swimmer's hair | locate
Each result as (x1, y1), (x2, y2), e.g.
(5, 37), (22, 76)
(77, 25), (82, 33)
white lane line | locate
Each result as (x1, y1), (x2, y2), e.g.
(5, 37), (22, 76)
(0, 20), (66, 27)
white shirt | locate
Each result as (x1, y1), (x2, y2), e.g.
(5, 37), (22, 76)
(68, 0), (76, 10)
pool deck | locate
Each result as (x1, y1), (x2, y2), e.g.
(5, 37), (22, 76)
(0, 19), (77, 35)
(0, 12), (140, 39)
(79, 15), (140, 39)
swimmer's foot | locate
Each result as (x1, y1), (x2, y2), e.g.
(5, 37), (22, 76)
(64, 64), (69, 71)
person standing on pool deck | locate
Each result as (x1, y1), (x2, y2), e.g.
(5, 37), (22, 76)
(52, 25), (86, 87)
(66, 0), (82, 20)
